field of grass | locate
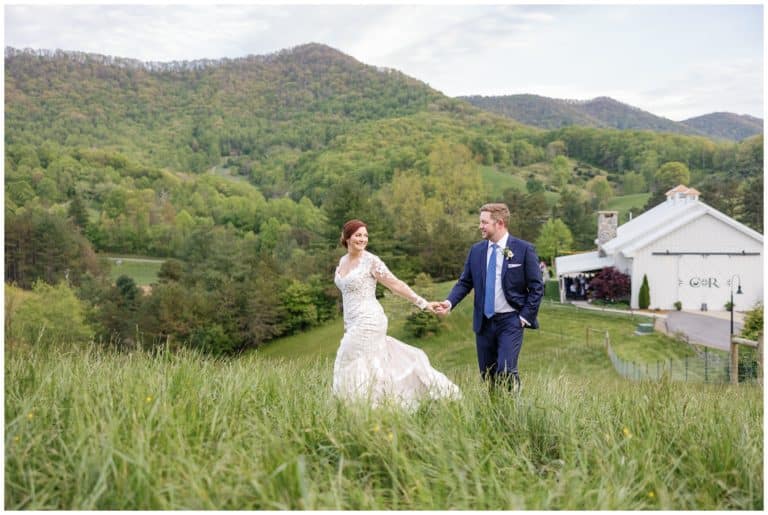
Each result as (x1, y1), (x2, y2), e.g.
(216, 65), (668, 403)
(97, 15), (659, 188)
(6, 281), (761, 509)
(103, 256), (165, 286)
(606, 193), (651, 224)
(480, 165), (526, 195)
(258, 282), (699, 378)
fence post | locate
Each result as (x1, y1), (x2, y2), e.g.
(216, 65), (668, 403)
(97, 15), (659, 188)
(730, 337), (739, 385)
(758, 334), (763, 386)
(704, 347), (709, 383)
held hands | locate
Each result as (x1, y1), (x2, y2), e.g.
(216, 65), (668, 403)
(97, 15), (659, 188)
(426, 300), (451, 316)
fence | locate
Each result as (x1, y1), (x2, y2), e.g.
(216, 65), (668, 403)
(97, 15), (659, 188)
(588, 327), (761, 384)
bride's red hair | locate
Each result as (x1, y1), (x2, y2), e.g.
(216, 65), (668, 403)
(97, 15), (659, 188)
(340, 219), (367, 248)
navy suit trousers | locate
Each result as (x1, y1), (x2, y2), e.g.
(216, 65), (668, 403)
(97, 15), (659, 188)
(475, 311), (524, 380)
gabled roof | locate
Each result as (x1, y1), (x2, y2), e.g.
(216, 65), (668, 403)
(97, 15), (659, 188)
(601, 196), (763, 257)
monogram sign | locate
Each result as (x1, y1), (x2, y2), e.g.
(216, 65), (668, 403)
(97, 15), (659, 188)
(679, 277), (721, 288)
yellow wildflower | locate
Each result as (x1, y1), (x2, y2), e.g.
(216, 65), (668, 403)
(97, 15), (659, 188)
(26, 412), (34, 420)
(387, 432), (394, 442)
(145, 396), (153, 403)
(648, 491), (656, 499)
(622, 426), (632, 438)
(373, 424), (380, 433)
(13, 436), (20, 443)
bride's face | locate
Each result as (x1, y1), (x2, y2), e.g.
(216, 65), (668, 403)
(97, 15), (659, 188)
(348, 228), (368, 252)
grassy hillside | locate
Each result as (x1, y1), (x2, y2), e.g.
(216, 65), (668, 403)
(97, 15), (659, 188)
(258, 282), (697, 379)
(6, 320), (762, 509)
(606, 193), (651, 224)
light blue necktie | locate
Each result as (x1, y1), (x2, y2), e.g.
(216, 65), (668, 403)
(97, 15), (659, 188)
(484, 243), (497, 318)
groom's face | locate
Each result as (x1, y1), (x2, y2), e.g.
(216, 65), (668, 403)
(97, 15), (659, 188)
(479, 211), (502, 242)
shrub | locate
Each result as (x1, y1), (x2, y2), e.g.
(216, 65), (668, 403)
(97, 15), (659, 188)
(736, 303), (763, 382)
(544, 280), (560, 301)
(638, 274), (650, 309)
(741, 303), (763, 340)
(404, 310), (442, 339)
(589, 267), (631, 303)
(674, 301), (682, 311)
(6, 281), (93, 346)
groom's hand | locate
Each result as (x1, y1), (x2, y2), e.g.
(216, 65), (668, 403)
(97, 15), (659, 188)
(434, 300), (452, 316)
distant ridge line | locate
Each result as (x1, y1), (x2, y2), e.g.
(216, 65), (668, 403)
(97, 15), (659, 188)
(4, 43), (339, 73)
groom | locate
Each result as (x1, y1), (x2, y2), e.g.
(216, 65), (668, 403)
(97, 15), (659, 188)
(436, 203), (544, 392)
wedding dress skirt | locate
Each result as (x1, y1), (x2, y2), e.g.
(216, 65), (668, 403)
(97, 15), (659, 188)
(333, 251), (461, 408)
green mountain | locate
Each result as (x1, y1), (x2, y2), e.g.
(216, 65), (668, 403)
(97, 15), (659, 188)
(5, 43), (464, 173)
(681, 112), (764, 141)
(459, 94), (763, 141)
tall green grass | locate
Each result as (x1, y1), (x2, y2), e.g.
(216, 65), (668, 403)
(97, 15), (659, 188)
(5, 339), (762, 509)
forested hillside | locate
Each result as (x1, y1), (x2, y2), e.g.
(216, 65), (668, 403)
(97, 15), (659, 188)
(682, 112), (764, 142)
(5, 43), (763, 354)
(460, 94), (763, 141)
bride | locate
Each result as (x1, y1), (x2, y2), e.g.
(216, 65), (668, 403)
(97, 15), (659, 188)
(332, 219), (461, 408)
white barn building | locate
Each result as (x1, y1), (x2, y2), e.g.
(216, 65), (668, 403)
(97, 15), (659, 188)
(554, 185), (763, 311)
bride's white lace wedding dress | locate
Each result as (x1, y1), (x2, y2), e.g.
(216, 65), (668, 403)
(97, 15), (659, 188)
(333, 251), (461, 408)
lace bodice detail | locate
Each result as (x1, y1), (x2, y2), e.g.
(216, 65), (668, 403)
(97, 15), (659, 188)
(334, 251), (425, 330)
(335, 252), (388, 330)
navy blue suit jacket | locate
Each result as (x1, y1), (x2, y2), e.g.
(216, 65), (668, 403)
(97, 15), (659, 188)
(447, 236), (544, 333)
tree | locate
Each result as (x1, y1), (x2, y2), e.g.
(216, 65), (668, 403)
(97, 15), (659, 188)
(551, 155), (571, 190)
(739, 175), (763, 232)
(621, 171), (646, 194)
(555, 188), (595, 249)
(586, 175), (614, 209)
(546, 140), (567, 159)
(5, 207), (102, 288)
(504, 189), (549, 243)
(67, 195), (90, 230)
(644, 161), (691, 210)
(655, 161), (691, 191)
(5, 281), (93, 346)
(534, 218), (573, 266)
(426, 141), (482, 217)
(638, 274), (650, 309)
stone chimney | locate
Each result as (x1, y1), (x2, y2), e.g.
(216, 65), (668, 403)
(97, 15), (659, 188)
(596, 211), (618, 256)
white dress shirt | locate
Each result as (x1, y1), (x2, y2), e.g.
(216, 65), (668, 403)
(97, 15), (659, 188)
(487, 233), (515, 314)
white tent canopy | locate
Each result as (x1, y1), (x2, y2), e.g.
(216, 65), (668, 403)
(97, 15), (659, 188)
(555, 251), (614, 276)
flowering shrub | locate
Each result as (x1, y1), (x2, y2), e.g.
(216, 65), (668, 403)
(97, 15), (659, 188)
(588, 267), (631, 303)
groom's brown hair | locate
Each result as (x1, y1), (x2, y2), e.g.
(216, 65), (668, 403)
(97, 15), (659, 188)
(480, 203), (510, 226)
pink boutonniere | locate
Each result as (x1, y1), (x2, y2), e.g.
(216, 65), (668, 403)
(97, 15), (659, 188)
(502, 248), (514, 260)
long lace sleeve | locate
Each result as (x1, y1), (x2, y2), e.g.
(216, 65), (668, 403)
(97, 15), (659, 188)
(369, 254), (429, 310)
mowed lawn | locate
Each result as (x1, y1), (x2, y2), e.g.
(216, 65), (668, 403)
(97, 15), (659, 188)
(103, 256), (165, 286)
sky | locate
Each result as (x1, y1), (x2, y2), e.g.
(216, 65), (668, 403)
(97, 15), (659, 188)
(3, 2), (764, 121)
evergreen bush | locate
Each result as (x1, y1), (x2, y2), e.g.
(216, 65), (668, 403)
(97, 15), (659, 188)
(638, 274), (650, 309)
